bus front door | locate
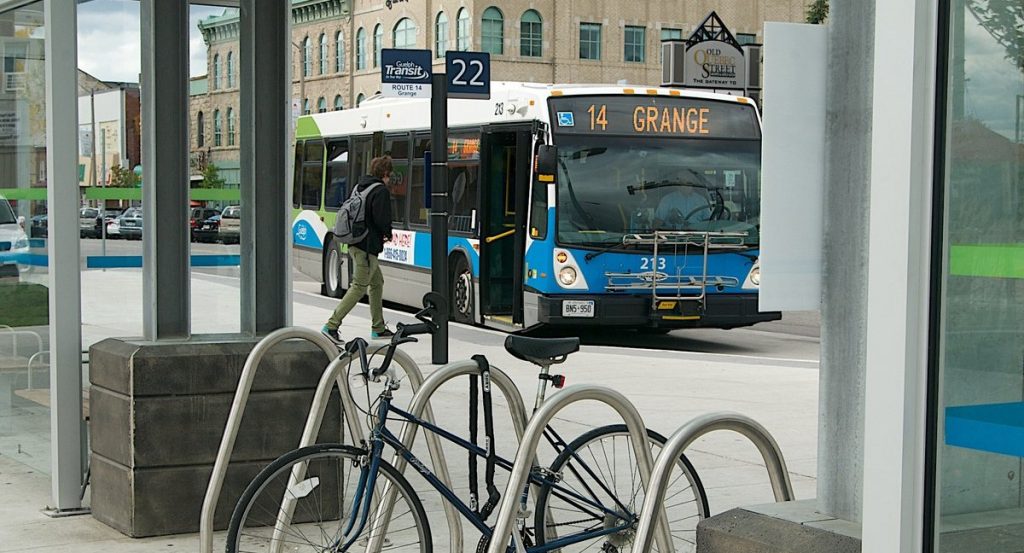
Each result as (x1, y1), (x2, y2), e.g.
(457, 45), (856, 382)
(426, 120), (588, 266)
(479, 127), (531, 326)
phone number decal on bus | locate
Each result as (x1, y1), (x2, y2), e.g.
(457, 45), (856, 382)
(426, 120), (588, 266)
(549, 96), (760, 139)
(381, 229), (416, 265)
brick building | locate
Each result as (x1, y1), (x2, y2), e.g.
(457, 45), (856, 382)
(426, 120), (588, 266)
(190, 0), (812, 172)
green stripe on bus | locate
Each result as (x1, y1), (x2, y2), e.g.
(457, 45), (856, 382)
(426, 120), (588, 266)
(950, 244), (1024, 279)
(295, 116), (321, 139)
(0, 188), (47, 200)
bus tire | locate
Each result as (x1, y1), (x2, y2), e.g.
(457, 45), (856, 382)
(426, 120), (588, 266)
(323, 237), (346, 298)
(450, 255), (474, 324)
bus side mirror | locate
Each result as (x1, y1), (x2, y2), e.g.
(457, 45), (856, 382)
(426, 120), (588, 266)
(536, 145), (558, 183)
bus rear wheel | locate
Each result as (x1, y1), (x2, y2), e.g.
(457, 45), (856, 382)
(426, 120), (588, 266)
(450, 255), (474, 324)
(323, 237), (345, 298)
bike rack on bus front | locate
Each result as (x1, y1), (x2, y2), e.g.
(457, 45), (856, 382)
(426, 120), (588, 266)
(485, 384), (675, 553)
(632, 411), (796, 552)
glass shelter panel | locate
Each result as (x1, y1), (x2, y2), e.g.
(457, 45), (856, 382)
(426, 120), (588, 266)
(931, 1), (1024, 548)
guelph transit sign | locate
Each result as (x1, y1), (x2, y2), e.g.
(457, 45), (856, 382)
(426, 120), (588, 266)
(381, 48), (432, 99)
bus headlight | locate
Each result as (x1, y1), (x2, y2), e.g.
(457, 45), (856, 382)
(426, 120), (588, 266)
(749, 267), (761, 286)
(558, 267), (578, 286)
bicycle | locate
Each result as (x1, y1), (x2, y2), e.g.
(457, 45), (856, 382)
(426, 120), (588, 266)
(226, 296), (709, 553)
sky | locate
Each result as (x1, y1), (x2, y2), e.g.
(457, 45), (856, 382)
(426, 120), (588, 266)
(77, 0), (223, 82)
(961, 11), (1024, 140)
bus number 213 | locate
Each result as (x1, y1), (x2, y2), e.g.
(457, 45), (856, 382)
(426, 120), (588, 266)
(640, 257), (667, 270)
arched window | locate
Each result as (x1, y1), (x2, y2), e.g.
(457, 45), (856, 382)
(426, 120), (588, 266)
(373, 24), (383, 67)
(393, 18), (417, 49)
(520, 10), (542, 57)
(226, 51), (234, 87)
(319, 33), (328, 74)
(356, 28), (366, 70)
(302, 36), (312, 76)
(435, 12), (449, 58)
(303, 98), (310, 115)
(356, 93), (365, 107)
(227, 107), (235, 146)
(335, 31), (344, 72)
(213, 109), (222, 146)
(456, 8), (470, 50)
(334, 95), (343, 111)
(481, 7), (503, 55)
(212, 53), (220, 90)
(317, 97), (327, 113)
(196, 111), (204, 148)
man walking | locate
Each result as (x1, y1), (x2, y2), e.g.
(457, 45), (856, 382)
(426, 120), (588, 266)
(322, 156), (395, 344)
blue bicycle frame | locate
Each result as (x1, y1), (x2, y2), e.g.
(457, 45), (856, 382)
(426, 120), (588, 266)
(336, 392), (638, 553)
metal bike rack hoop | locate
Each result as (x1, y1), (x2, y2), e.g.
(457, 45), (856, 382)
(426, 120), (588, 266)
(485, 384), (674, 553)
(366, 359), (533, 553)
(632, 411), (796, 553)
(199, 327), (361, 553)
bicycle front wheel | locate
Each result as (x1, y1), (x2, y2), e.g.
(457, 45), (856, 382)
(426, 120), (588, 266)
(227, 443), (432, 553)
(533, 424), (709, 553)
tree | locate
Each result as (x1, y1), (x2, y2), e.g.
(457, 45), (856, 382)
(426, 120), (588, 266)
(199, 163), (226, 189)
(108, 164), (139, 187)
(967, 0), (1024, 71)
(806, 0), (829, 24)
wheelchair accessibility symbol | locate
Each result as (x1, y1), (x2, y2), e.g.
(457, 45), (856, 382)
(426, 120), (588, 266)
(557, 112), (575, 127)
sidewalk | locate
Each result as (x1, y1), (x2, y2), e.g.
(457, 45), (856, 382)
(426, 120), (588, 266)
(1, 269), (820, 552)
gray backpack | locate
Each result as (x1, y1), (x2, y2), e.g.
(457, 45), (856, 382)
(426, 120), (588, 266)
(333, 181), (383, 244)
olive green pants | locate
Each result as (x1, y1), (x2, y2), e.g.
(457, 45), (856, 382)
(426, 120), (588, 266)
(326, 246), (386, 333)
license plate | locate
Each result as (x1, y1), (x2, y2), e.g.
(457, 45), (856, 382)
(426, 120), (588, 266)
(562, 300), (595, 318)
(203, 224), (212, 229)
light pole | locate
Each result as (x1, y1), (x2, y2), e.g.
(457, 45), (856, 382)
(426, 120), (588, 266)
(291, 40), (306, 113)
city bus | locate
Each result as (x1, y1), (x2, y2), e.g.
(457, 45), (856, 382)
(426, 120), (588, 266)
(291, 82), (780, 331)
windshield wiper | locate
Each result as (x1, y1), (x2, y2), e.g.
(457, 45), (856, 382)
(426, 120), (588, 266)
(583, 241), (635, 262)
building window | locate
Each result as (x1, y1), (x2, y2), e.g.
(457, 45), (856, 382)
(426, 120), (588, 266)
(213, 109), (221, 147)
(393, 18), (417, 49)
(481, 7), (504, 55)
(456, 8), (470, 51)
(660, 27), (683, 62)
(197, 111), (204, 148)
(579, 22), (601, 60)
(373, 24), (382, 68)
(356, 27), (366, 70)
(226, 51), (234, 87)
(624, 25), (645, 63)
(226, 107), (235, 146)
(319, 33), (328, 74)
(335, 31), (344, 72)
(334, 95), (343, 111)
(302, 36), (312, 76)
(356, 93), (365, 107)
(736, 33), (757, 45)
(212, 53), (220, 90)
(435, 12), (448, 58)
(303, 98), (310, 115)
(317, 97), (327, 113)
(520, 10), (542, 57)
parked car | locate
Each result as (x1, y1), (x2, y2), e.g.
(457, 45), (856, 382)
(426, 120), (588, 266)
(118, 207), (143, 240)
(189, 207), (220, 241)
(218, 205), (240, 244)
(79, 207), (101, 238)
(192, 214), (221, 243)
(0, 195), (29, 278)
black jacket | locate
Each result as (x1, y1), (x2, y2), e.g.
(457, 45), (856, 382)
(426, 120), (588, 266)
(354, 175), (393, 255)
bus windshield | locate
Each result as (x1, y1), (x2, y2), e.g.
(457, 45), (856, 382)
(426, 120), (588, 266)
(553, 135), (761, 248)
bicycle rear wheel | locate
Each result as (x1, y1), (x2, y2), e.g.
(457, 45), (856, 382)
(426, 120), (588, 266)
(227, 443), (432, 553)
(533, 424), (709, 553)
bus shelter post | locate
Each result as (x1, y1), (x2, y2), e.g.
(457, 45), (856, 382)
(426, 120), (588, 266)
(430, 72), (449, 364)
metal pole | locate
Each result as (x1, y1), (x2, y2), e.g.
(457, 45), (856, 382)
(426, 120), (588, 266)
(429, 73), (449, 364)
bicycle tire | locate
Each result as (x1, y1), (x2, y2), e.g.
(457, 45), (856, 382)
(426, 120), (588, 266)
(533, 424), (709, 553)
(226, 443), (432, 553)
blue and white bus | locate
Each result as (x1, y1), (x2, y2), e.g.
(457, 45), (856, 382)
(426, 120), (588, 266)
(291, 82), (779, 331)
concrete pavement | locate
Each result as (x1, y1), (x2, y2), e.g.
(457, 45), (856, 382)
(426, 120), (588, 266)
(1, 267), (819, 552)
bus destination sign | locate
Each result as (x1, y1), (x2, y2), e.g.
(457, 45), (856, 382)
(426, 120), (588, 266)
(549, 96), (760, 139)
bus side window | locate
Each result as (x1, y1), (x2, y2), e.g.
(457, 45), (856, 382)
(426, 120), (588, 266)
(529, 178), (548, 239)
(384, 133), (411, 228)
(292, 141), (304, 209)
(352, 136), (373, 179)
(300, 141), (325, 210)
(324, 138), (349, 211)
(448, 131), (481, 234)
(408, 133), (431, 226)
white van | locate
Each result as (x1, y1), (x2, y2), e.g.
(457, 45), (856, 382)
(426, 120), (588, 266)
(0, 195), (29, 278)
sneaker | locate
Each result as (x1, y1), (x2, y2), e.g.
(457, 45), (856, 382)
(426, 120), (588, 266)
(371, 327), (395, 339)
(321, 325), (344, 346)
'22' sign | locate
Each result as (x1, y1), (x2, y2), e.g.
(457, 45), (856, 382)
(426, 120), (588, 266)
(446, 51), (490, 99)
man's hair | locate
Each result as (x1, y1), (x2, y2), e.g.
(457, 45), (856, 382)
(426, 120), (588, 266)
(369, 156), (393, 179)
